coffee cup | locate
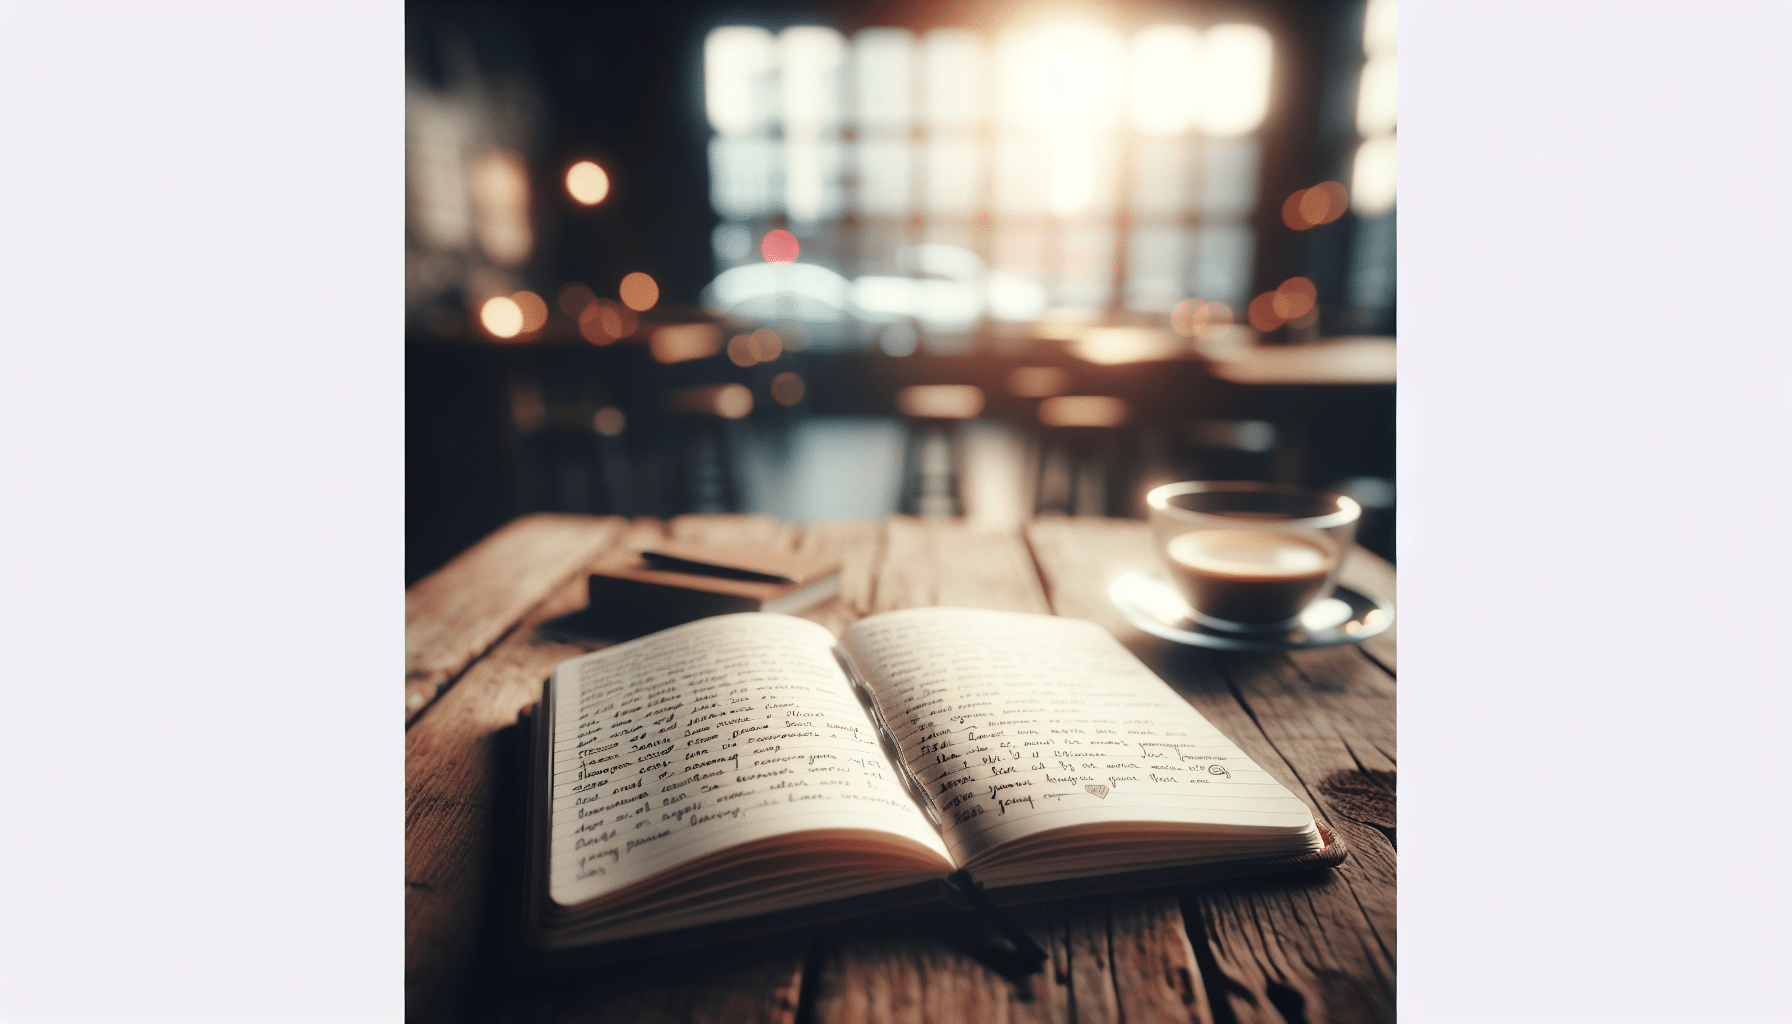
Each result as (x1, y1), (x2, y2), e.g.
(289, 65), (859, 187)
(1145, 481), (1360, 633)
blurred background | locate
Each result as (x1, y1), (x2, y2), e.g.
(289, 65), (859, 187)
(406, 0), (1396, 585)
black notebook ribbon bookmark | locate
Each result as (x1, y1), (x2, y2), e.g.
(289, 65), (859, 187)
(830, 644), (1046, 977)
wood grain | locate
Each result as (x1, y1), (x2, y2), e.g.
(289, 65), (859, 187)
(406, 513), (627, 723)
(1024, 517), (1396, 1024)
(404, 514), (1396, 1024)
(873, 516), (1051, 615)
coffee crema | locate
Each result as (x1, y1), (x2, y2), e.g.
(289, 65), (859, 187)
(1165, 529), (1335, 625)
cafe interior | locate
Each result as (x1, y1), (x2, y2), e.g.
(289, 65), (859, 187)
(405, 0), (1397, 585)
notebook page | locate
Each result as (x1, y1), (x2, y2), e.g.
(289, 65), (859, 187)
(547, 614), (951, 908)
(839, 608), (1317, 864)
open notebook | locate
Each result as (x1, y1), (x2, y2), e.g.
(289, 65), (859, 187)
(518, 608), (1339, 956)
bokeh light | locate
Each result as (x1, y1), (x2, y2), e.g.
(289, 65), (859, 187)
(1272, 277), (1317, 320)
(897, 384), (985, 419)
(650, 323), (723, 363)
(714, 384), (754, 419)
(1352, 136), (1398, 216)
(770, 372), (806, 406)
(579, 299), (640, 344)
(1006, 365), (1071, 397)
(558, 283), (597, 318)
(566, 161), (610, 205)
(1356, 54), (1397, 137)
(1247, 292), (1286, 332)
(1171, 298), (1222, 337)
(480, 296), (524, 339)
(1282, 181), (1349, 230)
(668, 383), (754, 418)
(1129, 25), (1201, 137)
(593, 407), (626, 437)
(1194, 25), (1273, 136)
(750, 327), (783, 361)
(1303, 182), (1349, 225)
(512, 290), (549, 334)
(1038, 395), (1129, 428)
(762, 229), (800, 263)
(726, 333), (756, 367)
(1073, 326), (1183, 365)
(997, 22), (1125, 132)
(468, 149), (532, 267)
(619, 272), (659, 312)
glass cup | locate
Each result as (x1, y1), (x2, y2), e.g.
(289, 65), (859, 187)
(1145, 481), (1361, 633)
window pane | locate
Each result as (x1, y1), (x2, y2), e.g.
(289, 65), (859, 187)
(1187, 223), (1254, 309)
(922, 28), (984, 128)
(785, 138), (844, 223)
(1131, 138), (1191, 218)
(1351, 135), (1397, 216)
(1199, 137), (1261, 219)
(924, 135), (983, 217)
(1126, 223), (1184, 312)
(709, 136), (781, 218)
(705, 27), (775, 137)
(993, 134), (1050, 216)
(1196, 24), (1272, 136)
(778, 26), (846, 138)
(1058, 221), (1116, 307)
(1130, 25), (1201, 136)
(853, 28), (914, 130)
(854, 134), (913, 217)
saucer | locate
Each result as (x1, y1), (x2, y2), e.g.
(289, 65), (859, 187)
(1108, 571), (1394, 653)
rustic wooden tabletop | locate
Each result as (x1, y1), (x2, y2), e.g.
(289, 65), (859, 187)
(406, 513), (1396, 1023)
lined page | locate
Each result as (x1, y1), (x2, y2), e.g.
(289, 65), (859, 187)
(840, 608), (1317, 864)
(547, 614), (951, 908)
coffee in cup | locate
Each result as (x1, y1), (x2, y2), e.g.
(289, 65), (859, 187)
(1146, 482), (1360, 632)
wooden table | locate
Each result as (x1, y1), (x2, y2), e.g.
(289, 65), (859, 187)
(407, 513), (1396, 1023)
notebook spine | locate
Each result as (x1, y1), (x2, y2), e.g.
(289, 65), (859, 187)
(832, 645), (942, 829)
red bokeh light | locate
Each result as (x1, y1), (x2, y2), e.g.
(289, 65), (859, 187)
(762, 229), (800, 263)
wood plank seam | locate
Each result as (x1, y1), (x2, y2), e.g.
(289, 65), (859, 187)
(404, 617), (529, 732)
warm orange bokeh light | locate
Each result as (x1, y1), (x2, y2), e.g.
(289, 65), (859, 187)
(593, 407), (626, 437)
(761, 229), (800, 263)
(650, 323), (724, 363)
(1038, 395), (1129, 428)
(619, 272), (659, 312)
(667, 383), (752, 418)
(728, 328), (784, 366)
(1304, 182), (1348, 225)
(1007, 365), (1071, 398)
(1272, 277), (1317, 320)
(770, 372), (806, 406)
(1073, 327), (1184, 365)
(512, 290), (549, 334)
(1281, 181), (1349, 230)
(578, 303), (613, 344)
(1172, 298), (1238, 337)
(480, 296), (524, 339)
(1247, 292), (1286, 332)
(579, 299), (640, 344)
(750, 327), (782, 361)
(897, 384), (985, 420)
(566, 161), (610, 205)
(558, 282), (597, 318)
(1281, 190), (1310, 231)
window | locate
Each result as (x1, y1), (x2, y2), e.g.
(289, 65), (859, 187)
(702, 19), (1275, 352)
